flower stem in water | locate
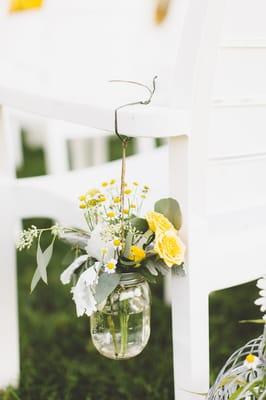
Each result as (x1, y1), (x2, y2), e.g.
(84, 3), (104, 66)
(119, 300), (130, 356)
(107, 315), (119, 357)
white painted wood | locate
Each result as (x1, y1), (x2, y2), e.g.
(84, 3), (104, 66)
(0, 180), (19, 389)
(1, 0), (266, 398)
(0, 107), (16, 177)
(0, 86), (189, 138)
(169, 0), (226, 397)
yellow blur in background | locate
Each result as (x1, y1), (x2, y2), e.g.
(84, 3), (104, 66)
(9, 0), (43, 12)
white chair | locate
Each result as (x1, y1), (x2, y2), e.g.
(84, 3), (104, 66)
(1, 0), (266, 399)
(0, 0), (156, 175)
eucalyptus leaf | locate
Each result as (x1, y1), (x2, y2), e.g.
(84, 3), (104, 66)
(30, 268), (41, 293)
(95, 273), (121, 305)
(130, 217), (149, 234)
(154, 198), (182, 230)
(36, 240), (54, 284)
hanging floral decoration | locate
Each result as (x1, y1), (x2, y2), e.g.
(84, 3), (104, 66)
(17, 77), (186, 359)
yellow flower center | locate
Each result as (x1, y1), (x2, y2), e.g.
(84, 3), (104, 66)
(124, 189), (132, 195)
(246, 354), (256, 363)
(131, 204), (136, 209)
(107, 211), (115, 218)
(101, 182), (108, 187)
(113, 197), (121, 204)
(113, 239), (121, 247)
(110, 179), (116, 185)
(107, 262), (115, 270)
(79, 194), (86, 201)
(123, 209), (129, 215)
(79, 202), (86, 209)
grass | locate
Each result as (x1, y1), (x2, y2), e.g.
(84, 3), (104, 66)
(0, 134), (263, 399)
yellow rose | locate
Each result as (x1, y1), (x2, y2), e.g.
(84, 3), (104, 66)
(154, 230), (185, 267)
(129, 246), (146, 264)
(146, 211), (174, 233)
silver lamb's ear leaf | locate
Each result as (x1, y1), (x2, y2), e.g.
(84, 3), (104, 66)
(145, 259), (159, 276)
(30, 267), (41, 293)
(36, 240), (54, 285)
(95, 273), (121, 305)
(154, 198), (182, 230)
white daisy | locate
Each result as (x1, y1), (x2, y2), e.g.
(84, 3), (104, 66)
(104, 259), (117, 274)
(243, 354), (260, 370)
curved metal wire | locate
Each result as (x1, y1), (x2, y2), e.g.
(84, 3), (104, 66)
(208, 332), (265, 400)
(109, 76), (158, 144)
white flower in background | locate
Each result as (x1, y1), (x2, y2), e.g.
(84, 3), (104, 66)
(60, 254), (89, 285)
(71, 264), (99, 317)
(254, 276), (266, 314)
(104, 259), (117, 274)
(243, 354), (260, 370)
(86, 223), (115, 261)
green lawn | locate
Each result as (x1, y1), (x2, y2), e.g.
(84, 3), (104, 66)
(0, 135), (262, 400)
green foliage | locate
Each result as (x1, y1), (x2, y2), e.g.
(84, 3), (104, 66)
(154, 198), (182, 230)
(31, 236), (55, 292)
(95, 273), (121, 305)
(130, 217), (149, 234)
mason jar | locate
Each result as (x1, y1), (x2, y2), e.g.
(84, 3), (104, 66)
(90, 273), (151, 360)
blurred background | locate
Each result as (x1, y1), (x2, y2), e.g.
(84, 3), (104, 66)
(0, 0), (263, 399)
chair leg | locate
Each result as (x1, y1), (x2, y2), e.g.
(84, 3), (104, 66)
(44, 124), (69, 175)
(171, 274), (209, 399)
(91, 137), (108, 165)
(0, 184), (20, 388)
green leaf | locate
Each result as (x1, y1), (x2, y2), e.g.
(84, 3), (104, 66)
(30, 268), (41, 293)
(37, 241), (54, 283)
(144, 258), (158, 276)
(139, 268), (158, 284)
(124, 232), (133, 258)
(130, 217), (149, 233)
(95, 273), (121, 305)
(154, 198), (182, 230)
(31, 239), (55, 292)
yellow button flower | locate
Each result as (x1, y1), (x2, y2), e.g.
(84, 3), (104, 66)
(86, 188), (100, 198)
(79, 194), (86, 201)
(131, 204), (137, 209)
(124, 189), (132, 195)
(123, 209), (129, 215)
(133, 181), (139, 186)
(154, 230), (185, 267)
(110, 179), (116, 185)
(129, 246), (146, 264)
(107, 211), (116, 218)
(79, 202), (86, 209)
(113, 197), (121, 204)
(146, 211), (174, 233)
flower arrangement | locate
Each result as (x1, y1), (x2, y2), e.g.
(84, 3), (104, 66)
(17, 76), (185, 359)
(17, 180), (185, 358)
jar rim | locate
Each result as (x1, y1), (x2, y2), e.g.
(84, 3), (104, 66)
(120, 272), (145, 284)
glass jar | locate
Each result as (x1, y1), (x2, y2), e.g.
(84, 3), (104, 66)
(90, 273), (151, 360)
